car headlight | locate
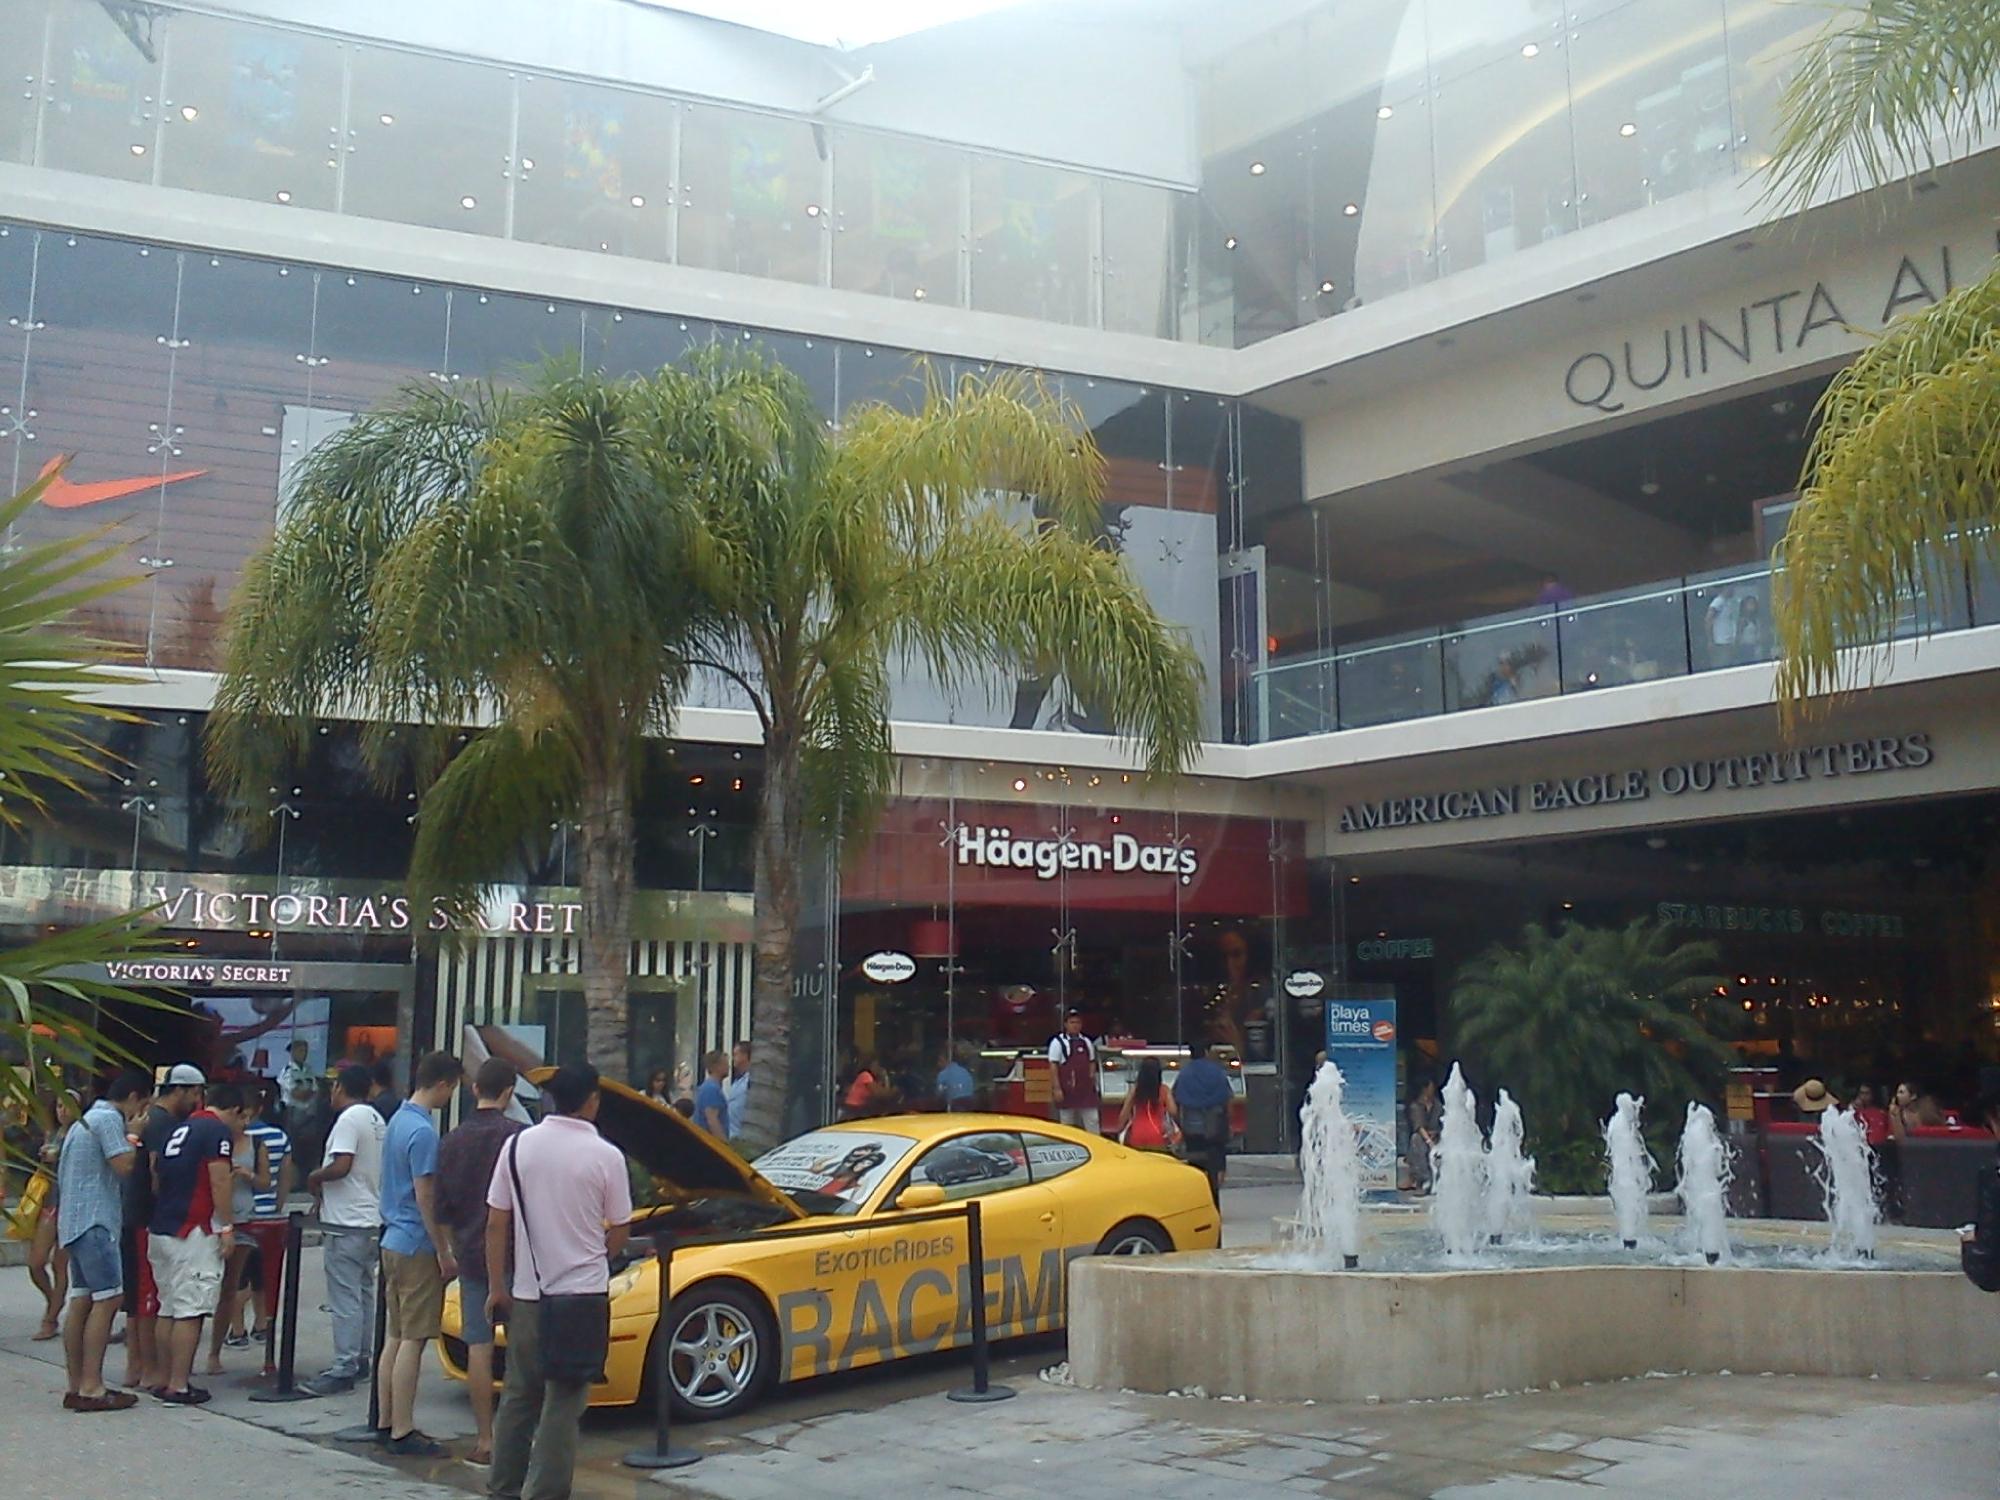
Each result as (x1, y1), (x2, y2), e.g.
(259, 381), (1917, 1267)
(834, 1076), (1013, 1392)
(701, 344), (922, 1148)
(607, 1256), (652, 1302)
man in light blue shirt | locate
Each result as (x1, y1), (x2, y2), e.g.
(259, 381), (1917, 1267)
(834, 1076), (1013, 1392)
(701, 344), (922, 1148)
(57, 1072), (148, 1410)
(936, 1049), (976, 1110)
(375, 1051), (461, 1457)
(1172, 1040), (1234, 1206)
(724, 1041), (752, 1140)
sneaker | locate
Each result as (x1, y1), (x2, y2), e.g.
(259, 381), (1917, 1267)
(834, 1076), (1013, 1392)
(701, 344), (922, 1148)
(385, 1432), (445, 1458)
(224, 1332), (250, 1349)
(298, 1372), (357, 1396)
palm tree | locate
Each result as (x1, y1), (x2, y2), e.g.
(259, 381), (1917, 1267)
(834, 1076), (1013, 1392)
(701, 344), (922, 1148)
(1761, 2), (2000, 714)
(1448, 920), (1730, 1148)
(208, 367), (764, 1073)
(0, 472), (177, 1139)
(676, 351), (1204, 1149)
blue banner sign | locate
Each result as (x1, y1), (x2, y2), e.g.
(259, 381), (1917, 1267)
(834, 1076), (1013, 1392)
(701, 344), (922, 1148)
(1326, 996), (1398, 1193)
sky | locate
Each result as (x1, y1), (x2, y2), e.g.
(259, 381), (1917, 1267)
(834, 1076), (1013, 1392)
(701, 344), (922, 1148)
(629, 0), (1035, 49)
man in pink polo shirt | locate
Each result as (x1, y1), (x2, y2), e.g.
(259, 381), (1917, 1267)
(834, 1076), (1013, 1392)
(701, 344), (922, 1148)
(483, 1064), (630, 1500)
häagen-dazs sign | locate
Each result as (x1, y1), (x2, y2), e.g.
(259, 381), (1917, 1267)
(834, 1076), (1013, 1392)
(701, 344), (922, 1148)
(1338, 732), (1932, 835)
(954, 824), (1198, 884)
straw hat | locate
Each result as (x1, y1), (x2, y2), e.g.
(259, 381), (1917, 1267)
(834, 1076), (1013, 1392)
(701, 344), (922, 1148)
(1792, 1079), (1834, 1113)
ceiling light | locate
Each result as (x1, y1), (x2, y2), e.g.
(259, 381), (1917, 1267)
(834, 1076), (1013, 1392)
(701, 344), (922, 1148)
(1319, 279), (1335, 293)
(1249, 161), (1266, 176)
(1224, 235), (1238, 249)
(460, 195), (477, 209)
(913, 287), (926, 300)
(179, 104), (198, 121)
(129, 143), (146, 155)
(379, 113), (395, 126)
(629, 194), (645, 207)
(275, 189), (291, 203)
(1342, 202), (1359, 216)
(1377, 104), (1394, 120)
(520, 157), (534, 170)
(1012, 778), (1027, 791)
(1521, 42), (1539, 58)
(805, 202), (822, 217)
(1619, 122), (1638, 137)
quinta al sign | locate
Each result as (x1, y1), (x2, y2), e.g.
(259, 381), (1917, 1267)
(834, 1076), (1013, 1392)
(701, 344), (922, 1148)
(1338, 732), (1932, 835)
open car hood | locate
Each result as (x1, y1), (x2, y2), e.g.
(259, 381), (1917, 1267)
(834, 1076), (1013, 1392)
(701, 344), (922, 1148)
(528, 1068), (804, 1220)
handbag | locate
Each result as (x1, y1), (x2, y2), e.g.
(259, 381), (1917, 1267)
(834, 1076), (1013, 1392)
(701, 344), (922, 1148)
(505, 1137), (611, 1385)
(6, 1169), (50, 1241)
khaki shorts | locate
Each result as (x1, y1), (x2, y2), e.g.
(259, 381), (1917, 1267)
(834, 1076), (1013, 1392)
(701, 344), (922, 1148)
(381, 1247), (445, 1341)
(147, 1228), (224, 1321)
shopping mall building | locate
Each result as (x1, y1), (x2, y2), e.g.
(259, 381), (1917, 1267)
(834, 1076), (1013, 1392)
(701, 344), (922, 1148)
(5, 0), (1998, 1146)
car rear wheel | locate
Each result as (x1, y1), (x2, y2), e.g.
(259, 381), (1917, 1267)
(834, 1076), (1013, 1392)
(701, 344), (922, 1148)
(1096, 1219), (1171, 1256)
(657, 1284), (776, 1421)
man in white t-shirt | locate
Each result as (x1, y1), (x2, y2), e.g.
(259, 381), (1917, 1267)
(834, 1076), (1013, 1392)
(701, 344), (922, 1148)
(301, 1064), (386, 1395)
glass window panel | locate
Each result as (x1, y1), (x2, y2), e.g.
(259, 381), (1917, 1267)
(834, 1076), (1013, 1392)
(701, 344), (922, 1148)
(42, 0), (162, 181)
(1431, 19), (1576, 279)
(157, 12), (343, 212)
(0, 2), (50, 166)
(732, 326), (834, 417)
(155, 252), (318, 670)
(1102, 180), (1179, 338)
(1725, 0), (1824, 175)
(970, 158), (1092, 326)
(579, 306), (713, 379)
(343, 46), (513, 237)
(1689, 566), (1772, 670)
(677, 104), (823, 286)
(1350, 77), (1438, 308)
(514, 76), (674, 261)
(835, 341), (926, 419)
(831, 130), (962, 307)
(306, 269), (446, 427)
(15, 232), (179, 655)
(1442, 610), (1560, 710)
(444, 288), (582, 384)
(1557, 583), (1691, 692)
(0, 224), (39, 496)
(1336, 632), (1442, 727)
(1570, 0), (1735, 226)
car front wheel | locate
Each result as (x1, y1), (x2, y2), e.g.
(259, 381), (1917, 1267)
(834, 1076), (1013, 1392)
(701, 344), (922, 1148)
(658, 1284), (775, 1420)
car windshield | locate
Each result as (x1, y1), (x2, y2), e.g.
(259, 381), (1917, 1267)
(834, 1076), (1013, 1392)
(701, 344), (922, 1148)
(751, 1129), (921, 1216)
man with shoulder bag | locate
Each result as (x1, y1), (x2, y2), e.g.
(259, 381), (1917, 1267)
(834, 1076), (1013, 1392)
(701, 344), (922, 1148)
(1959, 1084), (2000, 1294)
(484, 1064), (631, 1500)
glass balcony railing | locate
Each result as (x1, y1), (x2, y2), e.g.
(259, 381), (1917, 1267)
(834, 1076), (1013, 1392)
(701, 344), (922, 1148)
(1246, 555), (1991, 743)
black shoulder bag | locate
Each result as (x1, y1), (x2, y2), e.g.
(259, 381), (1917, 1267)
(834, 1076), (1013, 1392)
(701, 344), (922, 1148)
(505, 1136), (611, 1385)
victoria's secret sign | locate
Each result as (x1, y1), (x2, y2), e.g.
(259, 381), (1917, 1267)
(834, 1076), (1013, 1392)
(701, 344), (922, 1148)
(1339, 733), (1934, 836)
(151, 886), (584, 935)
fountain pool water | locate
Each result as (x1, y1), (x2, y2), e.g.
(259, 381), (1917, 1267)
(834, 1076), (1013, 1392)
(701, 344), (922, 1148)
(1675, 1102), (1731, 1264)
(1604, 1092), (1654, 1249)
(1816, 1103), (1880, 1261)
(1483, 1089), (1535, 1246)
(1429, 1063), (1487, 1258)
(1297, 1061), (1362, 1268)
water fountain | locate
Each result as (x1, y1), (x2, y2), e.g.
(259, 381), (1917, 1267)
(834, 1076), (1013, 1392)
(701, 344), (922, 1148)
(1604, 1092), (1654, 1249)
(1675, 1102), (1731, 1264)
(1483, 1089), (1536, 1246)
(1297, 1061), (1363, 1269)
(1816, 1104), (1880, 1261)
(1429, 1062), (1487, 1258)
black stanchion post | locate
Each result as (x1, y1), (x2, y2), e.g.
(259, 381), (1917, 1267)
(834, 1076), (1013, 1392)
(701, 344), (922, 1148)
(948, 1199), (1014, 1404)
(333, 1240), (389, 1441)
(623, 1234), (698, 1470)
(250, 1212), (313, 1404)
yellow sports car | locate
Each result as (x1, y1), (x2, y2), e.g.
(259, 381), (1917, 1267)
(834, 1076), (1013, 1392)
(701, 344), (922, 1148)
(438, 1076), (1219, 1419)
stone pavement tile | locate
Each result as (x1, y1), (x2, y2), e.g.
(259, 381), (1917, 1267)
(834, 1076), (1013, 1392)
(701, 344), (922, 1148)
(1521, 1431), (1586, 1452)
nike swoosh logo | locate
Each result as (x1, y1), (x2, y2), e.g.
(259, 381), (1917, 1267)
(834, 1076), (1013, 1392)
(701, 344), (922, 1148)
(36, 455), (209, 509)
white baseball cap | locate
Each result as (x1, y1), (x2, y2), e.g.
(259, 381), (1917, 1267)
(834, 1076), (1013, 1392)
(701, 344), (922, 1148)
(162, 1063), (207, 1087)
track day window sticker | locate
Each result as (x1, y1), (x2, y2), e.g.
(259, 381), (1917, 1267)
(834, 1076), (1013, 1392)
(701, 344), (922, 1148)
(754, 1131), (919, 1212)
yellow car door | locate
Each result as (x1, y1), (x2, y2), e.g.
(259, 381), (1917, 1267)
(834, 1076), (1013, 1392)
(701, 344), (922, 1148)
(893, 1128), (1066, 1342)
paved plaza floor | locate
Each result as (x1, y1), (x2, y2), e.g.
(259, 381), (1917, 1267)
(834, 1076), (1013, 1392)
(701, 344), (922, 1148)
(1, 1181), (1993, 1498)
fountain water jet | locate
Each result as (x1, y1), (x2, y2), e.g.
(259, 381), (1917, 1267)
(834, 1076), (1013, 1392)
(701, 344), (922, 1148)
(1297, 1061), (1363, 1268)
(1675, 1102), (1731, 1264)
(1430, 1063), (1486, 1258)
(1482, 1089), (1535, 1246)
(1816, 1104), (1879, 1261)
(1604, 1092), (1654, 1249)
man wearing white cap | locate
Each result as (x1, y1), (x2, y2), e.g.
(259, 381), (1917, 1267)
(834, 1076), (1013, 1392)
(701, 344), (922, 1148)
(146, 1064), (240, 1405)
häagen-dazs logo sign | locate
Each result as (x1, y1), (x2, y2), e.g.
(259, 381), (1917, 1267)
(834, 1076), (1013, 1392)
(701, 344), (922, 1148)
(1283, 970), (1326, 999)
(954, 825), (1197, 885)
(860, 951), (917, 984)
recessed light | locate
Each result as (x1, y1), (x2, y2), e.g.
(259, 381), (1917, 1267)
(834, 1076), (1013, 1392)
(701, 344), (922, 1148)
(913, 287), (926, 300)
(520, 157), (534, 170)
(129, 143), (146, 156)
(274, 190), (291, 203)
(1319, 279), (1335, 293)
(629, 195), (645, 207)
(379, 113), (395, 126)
(1224, 235), (1238, 249)
(1249, 161), (1266, 176)
(1521, 42), (1539, 58)
(805, 203), (821, 217)
(1012, 778), (1027, 792)
(1618, 122), (1638, 137)
(460, 195), (477, 209)
(179, 104), (198, 121)
(1342, 202), (1359, 216)
(1377, 104), (1394, 120)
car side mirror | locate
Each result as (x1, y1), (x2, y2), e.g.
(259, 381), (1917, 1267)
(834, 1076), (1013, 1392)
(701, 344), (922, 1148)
(895, 1182), (947, 1211)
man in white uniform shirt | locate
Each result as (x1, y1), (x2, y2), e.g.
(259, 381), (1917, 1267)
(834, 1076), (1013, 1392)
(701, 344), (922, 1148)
(301, 1064), (386, 1395)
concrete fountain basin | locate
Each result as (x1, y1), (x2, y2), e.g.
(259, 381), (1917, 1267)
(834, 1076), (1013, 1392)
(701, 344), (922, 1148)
(1068, 1220), (2000, 1404)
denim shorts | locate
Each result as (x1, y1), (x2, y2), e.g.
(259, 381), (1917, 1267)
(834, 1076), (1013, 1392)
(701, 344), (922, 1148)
(457, 1276), (491, 1345)
(65, 1224), (123, 1302)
